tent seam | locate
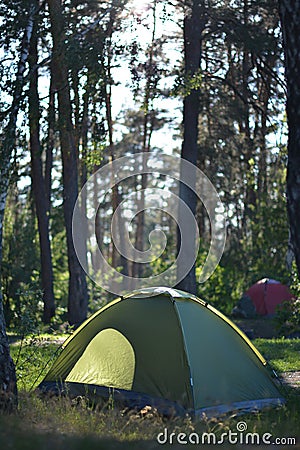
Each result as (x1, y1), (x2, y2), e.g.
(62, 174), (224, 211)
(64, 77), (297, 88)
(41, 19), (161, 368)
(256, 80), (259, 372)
(168, 294), (195, 413)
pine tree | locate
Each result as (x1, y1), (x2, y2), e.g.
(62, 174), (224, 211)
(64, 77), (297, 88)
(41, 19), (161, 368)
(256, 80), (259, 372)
(0, 0), (37, 412)
(279, 0), (300, 277)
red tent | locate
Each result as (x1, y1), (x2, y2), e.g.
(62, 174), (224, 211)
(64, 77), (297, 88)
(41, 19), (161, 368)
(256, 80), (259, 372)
(245, 278), (293, 316)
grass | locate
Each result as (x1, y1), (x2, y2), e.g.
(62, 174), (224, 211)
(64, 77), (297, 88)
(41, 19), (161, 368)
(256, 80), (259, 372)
(9, 333), (66, 390)
(254, 338), (300, 372)
(2, 334), (300, 449)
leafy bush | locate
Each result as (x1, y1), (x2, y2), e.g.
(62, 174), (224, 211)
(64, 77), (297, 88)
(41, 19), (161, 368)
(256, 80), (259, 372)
(13, 284), (44, 335)
(196, 255), (245, 315)
(274, 298), (300, 337)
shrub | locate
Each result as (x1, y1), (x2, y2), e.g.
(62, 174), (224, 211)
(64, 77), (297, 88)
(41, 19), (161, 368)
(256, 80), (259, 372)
(274, 298), (300, 337)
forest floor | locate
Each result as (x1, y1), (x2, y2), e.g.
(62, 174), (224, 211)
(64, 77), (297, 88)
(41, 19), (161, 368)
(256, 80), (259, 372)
(281, 371), (300, 389)
(234, 317), (280, 339)
(3, 328), (300, 449)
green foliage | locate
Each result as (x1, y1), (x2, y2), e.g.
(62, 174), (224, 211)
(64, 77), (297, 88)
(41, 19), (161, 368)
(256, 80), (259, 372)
(238, 192), (290, 284)
(278, 270), (300, 336)
(196, 259), (243, 315)
(2, 188), (41, 327)
(273, 299), (300, 338)
(50, 206), (69, 309)
(10, 340), (62, 391)
(12, 284), (44, 335)
(172, 69), (203, 98)
(82, 146), (105, 173)
(288, 263), (300, 298)
(149, 230), (176, 277)
(0, 0), (291, 332)
(208, 183), (290, 315)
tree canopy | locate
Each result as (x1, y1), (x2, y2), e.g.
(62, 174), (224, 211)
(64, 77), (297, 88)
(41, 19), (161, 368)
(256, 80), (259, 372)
(0, 0), (298, 411)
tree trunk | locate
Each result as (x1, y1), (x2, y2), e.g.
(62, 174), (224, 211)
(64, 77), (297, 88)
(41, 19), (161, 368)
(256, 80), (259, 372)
(0, 3), (36, 412)
(176, 0), (207, 294)
(28, 7), (55, 323)
(117, 188), (129, 279)
(45, 66), (55, 211)
(278, 0), (300, 276)
(101, 7), (119, 271)
(79, 77), (89, 278)
(93, 170), (102, 275)
(47, 0), (88, 325)
(241, 0), (256, 231)
(0, 302), (17, 412)
(0, 183), (17, 411)
(132, 1), (157, 279)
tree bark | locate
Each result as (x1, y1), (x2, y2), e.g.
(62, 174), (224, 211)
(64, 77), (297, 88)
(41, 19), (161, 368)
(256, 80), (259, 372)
(278, 0), (300, 276)
(0, 3), (36, 412)
(45, 66), (55, 212)
(28, 6), (55, 323)
(78, 76), (89, 279)
(176, 0), (207, 294)
(241, 0), (256, 231)
(132, 1), (157, 279)
(47, 0), (88, 325)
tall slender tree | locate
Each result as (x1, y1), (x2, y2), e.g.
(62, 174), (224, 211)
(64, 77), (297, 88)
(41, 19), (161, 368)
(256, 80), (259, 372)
(176, 0), (207, 294)
(132, 0), (159, 279)
(47, 0), (88, 324)
(28, 1), (55, 323)
(0, 1), (37, 412)
(278, 0), (300, 276)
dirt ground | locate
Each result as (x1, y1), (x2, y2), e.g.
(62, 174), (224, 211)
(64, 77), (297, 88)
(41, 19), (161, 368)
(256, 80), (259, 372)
(233, 317), (279, 339)
(280, 371), (300, 389)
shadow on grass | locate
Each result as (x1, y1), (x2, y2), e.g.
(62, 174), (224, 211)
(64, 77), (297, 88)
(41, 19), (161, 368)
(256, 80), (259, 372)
(7, 334), (24, 345)
(0, 428), (156, 450)
(0, 389), (299, 450)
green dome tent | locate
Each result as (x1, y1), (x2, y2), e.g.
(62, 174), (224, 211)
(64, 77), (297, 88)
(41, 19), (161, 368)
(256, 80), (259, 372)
(39, 287), (284, 417)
